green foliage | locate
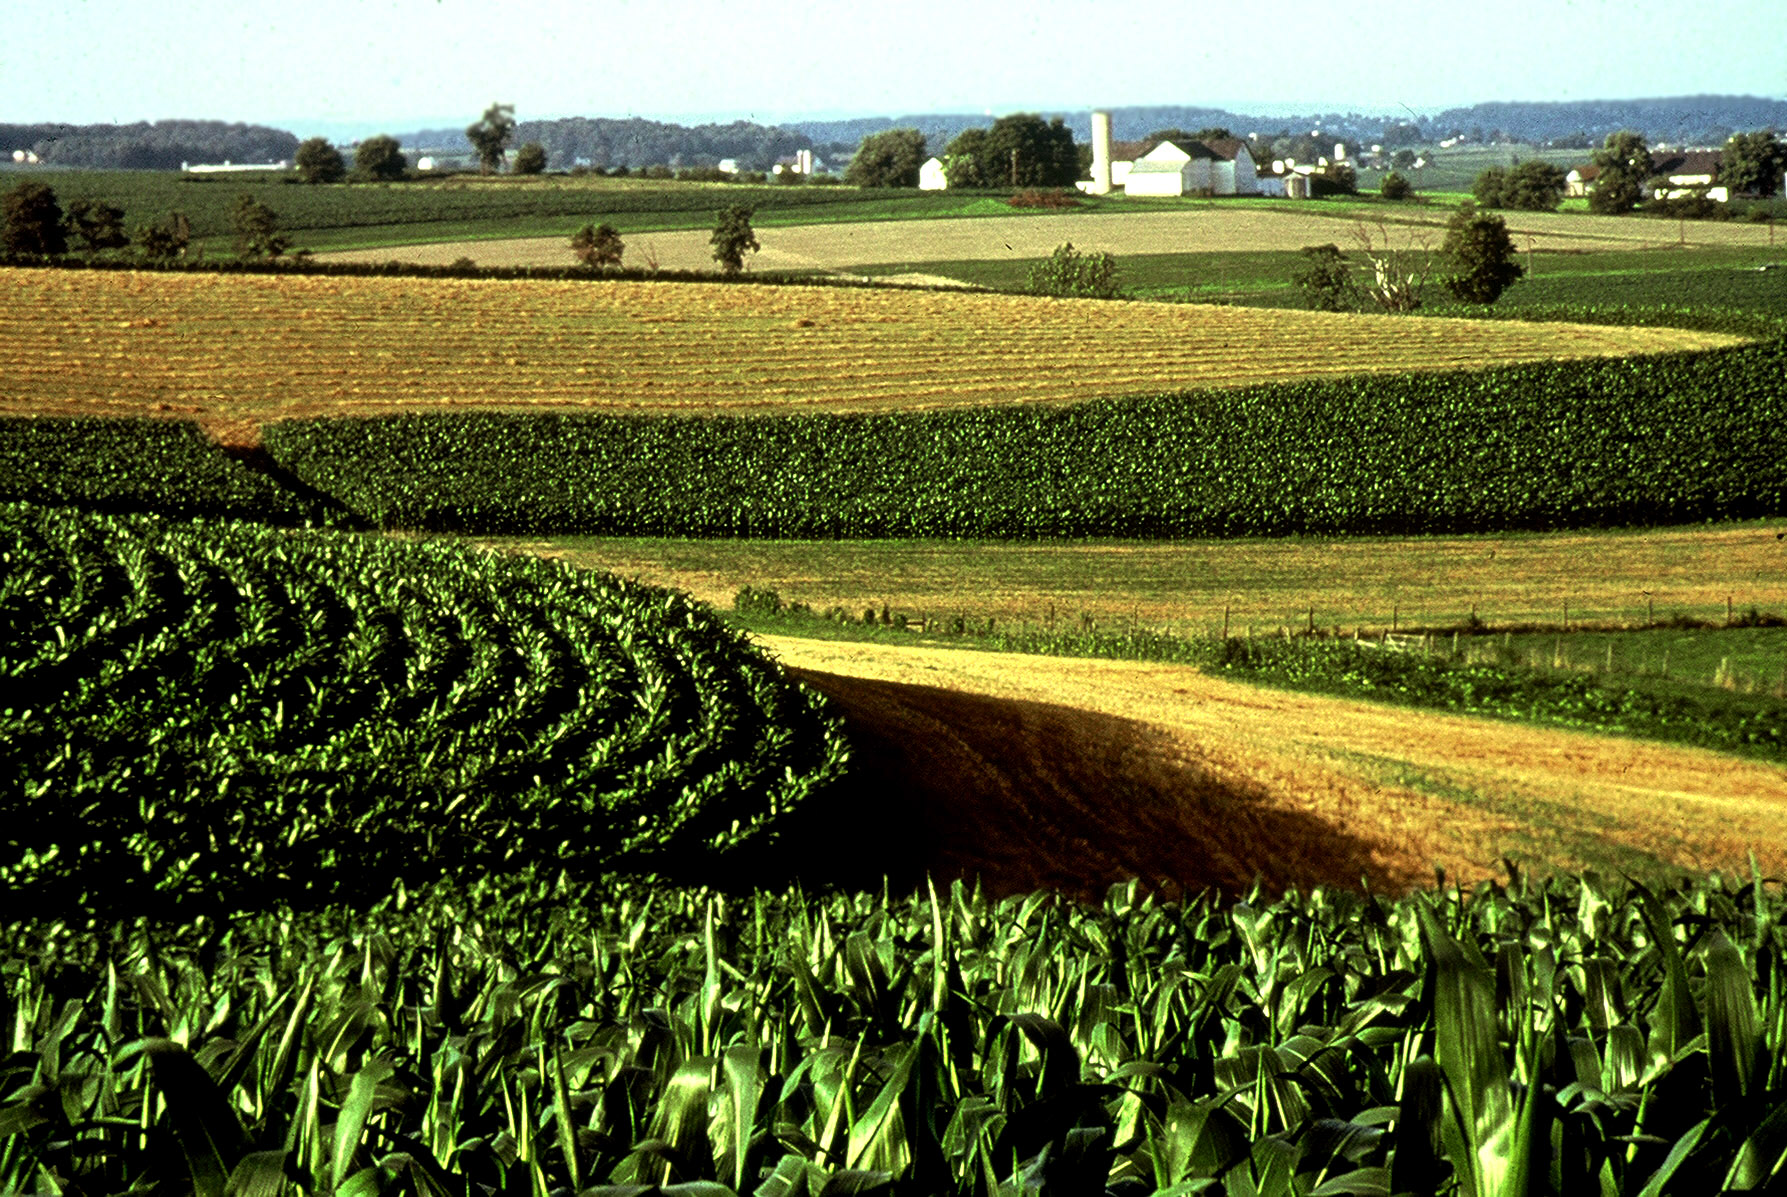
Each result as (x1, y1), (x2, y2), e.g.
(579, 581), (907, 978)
(5, 870), (1787, 1196)
(1475, 161), (1567, 211)
(0, 417), (318, 521)
(1590, 130), (1654, 214)
(260, 336), (1787, 539)
(845, 128), (928, 187)
(943, 113), (1079, 189)
(2, 179), (67, 256)
(228, 192), (287, 258)
(1025, 241), (1119, 299)
(1379, 169), (1414, 200)
(131, 210), (189, 259)
(569, 220), (624, 269)
(1293, 242), (1362, 311)
(466, 102), (517, 173)
(1722, 130), (1787, 198)
(1440, 203), (1525, 304)
(0, 504), (846, 920)
(62, 196), (128, 252)
(511, 140), (548, 175)
(711, 204), (760, 274)
(353, 134), (406, 182)
(293, 136), (346, 184)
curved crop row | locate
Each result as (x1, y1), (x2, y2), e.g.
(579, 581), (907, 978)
(0, 504), (847, 917)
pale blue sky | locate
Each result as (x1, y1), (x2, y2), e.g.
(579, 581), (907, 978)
(7, 0), (1784, 133)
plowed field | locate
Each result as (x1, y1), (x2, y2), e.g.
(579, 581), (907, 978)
(2, 269), (1737, 435)
(756, 635), (1787, 897)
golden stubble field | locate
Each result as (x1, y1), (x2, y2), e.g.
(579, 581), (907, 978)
(760, 634), (1787, 895)
(319, 206), (1787, 273)
(1, 268), (1738, 439)
(502, 522), (1787, 634)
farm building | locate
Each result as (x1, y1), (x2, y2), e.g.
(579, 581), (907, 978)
(1114, 137), (1259, 196)
(1564, 165), (1599, 197)
(918, 156), (948, 190)
(1651, 150), (1728, 201)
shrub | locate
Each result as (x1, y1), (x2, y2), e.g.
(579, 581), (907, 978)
(1440, 203), (1524, 304)
(511, 141), (548, 175)
(1027, 242), (1120, 299)
(570, 222), (624, 270)
(1379, 171), (1414, 200)
(1008, 188), (1083, 209)
(1292, 243), (1361, 311)
(2, 181), (66, 256)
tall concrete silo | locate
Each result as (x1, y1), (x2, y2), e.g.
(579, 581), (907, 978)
(1090, 110), (1114, 195)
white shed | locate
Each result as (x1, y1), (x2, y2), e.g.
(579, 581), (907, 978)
(918, 156), (948, 190)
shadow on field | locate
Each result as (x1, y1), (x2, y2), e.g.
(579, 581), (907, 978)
(729, 668), (1421, 900)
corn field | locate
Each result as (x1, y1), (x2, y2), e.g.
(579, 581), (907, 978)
(0, 505), (846, 920)
(4, 871), (1786, 1196)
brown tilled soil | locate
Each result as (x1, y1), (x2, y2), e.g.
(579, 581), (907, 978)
(753, 635), (1787, 898)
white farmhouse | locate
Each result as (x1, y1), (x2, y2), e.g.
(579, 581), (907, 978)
(918, 156), (948, 190)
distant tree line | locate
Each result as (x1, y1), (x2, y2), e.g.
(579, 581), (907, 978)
(396, 117), (819, 173)
(0, 121), (298, 169)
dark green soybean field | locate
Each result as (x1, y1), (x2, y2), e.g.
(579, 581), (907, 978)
(259, 336), (1787, 539)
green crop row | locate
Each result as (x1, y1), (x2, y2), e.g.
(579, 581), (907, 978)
(0, 417), (324, 523)
(5, 869), (1786, 1196)
(0, 505), (846, 920)
(262, 336), (1787, 539)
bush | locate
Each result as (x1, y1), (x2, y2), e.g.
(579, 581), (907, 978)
(1292, 243), (1361, 311)
(512, 141), (548, 175)
(294, 137), (346, 184)
(1009, 188), (1083, 209)
(354, 134), (407, 182)
(229, 193), (288, 258)
(1379, 171), (1413, 200)
(1027, 242), (1120, 299)
(132, 211), (190, 260)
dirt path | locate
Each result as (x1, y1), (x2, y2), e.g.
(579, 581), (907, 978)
(319, 207), (1787, 273)
(754, 635), (1787, 897)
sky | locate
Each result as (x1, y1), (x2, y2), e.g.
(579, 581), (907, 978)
(6, 0), (1784, 135)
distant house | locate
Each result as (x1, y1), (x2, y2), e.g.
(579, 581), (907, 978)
(1564, 165), (1599, 197)
(918, 156), (948, 190)
(1651, 149), (1728, 201)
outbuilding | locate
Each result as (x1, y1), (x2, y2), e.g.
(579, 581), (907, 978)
(918, 157), (948, 190)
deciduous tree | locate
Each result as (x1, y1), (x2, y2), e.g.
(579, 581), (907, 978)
(355, 135), (407, 181)
(2, 181), (66, 256)
(512, 141), (548, 175)
(1292, 244), (1362, 311)
(844, 128), (927, 187)
(710, 205), (758, 274)
(467, 103), (516, 174)
(64, 198), (129, 252)
(1027, 242), (1120, 299)
(133, 211), (189, 260)
(1589, 130), (1652, 213)
(1379, 171), (1414, 200)
(1720, 131), (1787, 198)
(230, 193), (288, 258)
(944, 114), (1078, 190)
(294, 137), (346, 183)
(1440, 202), (1524, 304)
(570, 222), (624, 269)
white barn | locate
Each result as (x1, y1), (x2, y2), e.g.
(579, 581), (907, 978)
(918, 156), (948, 190)
(1120, 138), (1259, 197)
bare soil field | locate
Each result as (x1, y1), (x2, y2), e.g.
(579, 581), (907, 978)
(2, 269), (1732, 437)
(757, 634), (1787, 897)
(319, 207), (1787, 275)
(501, 521), (1787, 636)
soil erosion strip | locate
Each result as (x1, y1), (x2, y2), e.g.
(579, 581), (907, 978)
(754, 635), (1787, 896)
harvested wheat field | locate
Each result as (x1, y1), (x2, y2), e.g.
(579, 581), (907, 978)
(2, 268), (1739, 432)
(754, 634), (1787, 898)
(321, 206), (1787, 273)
